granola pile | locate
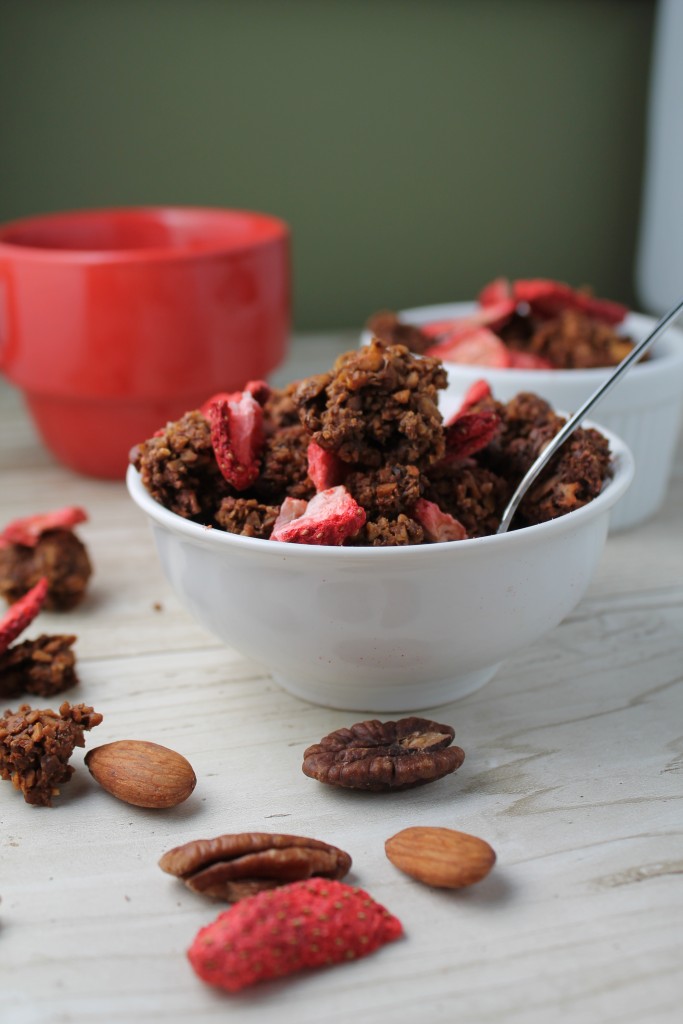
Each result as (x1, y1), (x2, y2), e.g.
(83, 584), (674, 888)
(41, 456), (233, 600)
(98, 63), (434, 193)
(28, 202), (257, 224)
(131, 337), (611, 545)
(368, 276), (636, 370)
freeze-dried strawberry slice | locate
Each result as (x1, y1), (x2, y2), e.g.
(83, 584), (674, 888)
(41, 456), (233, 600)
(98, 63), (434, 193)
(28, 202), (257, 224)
(207, 392), (264, 491)
(442, 380), (499, 459)
(187, 877), (403, 992)
(572, 292), (629, 325)
(478, 276), (513, 307)
(513, 279), (627, 325)
(421, 300), (516, 342)
(443, 410), (500, 461)
(414, 499), (467, 542)
(307, 442), (345, 492)
(426, 327), (513, 367)
(243, 379), (271, 405)
(0, 507), (88, 549)
(451, 379), (493, 416)
(508, 350), (554, 369)
(271, 497), (309, 534)
(270, 486), (366, 545)
(0, 578), (49, 654)
(200, 380), (270, 417)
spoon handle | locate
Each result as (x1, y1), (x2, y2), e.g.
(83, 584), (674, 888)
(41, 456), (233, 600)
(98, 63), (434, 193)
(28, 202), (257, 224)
(496, 296), (683, 534)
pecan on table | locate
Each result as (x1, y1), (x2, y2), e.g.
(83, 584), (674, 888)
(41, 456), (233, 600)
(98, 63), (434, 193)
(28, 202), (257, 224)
(159, 832), (352, 902)
(302, 717), (465, 791)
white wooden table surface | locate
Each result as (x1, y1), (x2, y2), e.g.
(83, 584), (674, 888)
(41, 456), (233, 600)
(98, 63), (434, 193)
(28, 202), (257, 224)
(1, 334), (682, 1024)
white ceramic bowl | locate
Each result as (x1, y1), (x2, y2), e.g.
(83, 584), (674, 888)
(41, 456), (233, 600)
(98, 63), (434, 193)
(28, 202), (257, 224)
(364, 303), (683, 531)
(126, 432), (633, 714)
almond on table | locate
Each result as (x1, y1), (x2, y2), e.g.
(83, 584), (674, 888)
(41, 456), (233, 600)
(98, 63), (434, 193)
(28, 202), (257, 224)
(85, 739), (196, 809)
(385, 826), (496, 889)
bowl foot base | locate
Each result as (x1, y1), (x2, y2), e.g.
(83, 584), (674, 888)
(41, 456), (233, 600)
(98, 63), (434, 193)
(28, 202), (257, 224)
(271, 664), (501, 713)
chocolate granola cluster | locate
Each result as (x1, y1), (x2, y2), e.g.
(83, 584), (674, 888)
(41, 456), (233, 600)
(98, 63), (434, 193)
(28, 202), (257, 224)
(0, 701), (102, 806)
(0, 634), (78, 699)
(504, 309), (634, 369)
(131, 339), (612, 545)
(0, 529), (92, 611)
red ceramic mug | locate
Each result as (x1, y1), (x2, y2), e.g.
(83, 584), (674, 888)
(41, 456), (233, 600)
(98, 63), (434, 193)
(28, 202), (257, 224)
(0, 206), (290, 478)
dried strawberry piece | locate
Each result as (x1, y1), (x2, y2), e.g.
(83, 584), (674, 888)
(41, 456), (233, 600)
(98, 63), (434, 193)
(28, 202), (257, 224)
(307, 441), (345, 491)
(414, 498), (467, 542)
(421, 300), (516, 343)
(572, 292), (629, 325)
(440, 382), (500, 461)
(443, 410), (500, 461)
(200, 380), (271, 418)
(187, 877), (403, 992)
(243, 379), (272, 405)
(512, 279), (576, 319)
(513, 279), (627, 325)
(270, 486), (366, 545)
(478, 276), (513, 307)
(271, 497), (309, 534)
(207, 391), (264, 491)
(426, 326), (513, 367)
(420, 318), (472, 340)
(0, 507), (88, 550)
(0, 578), (49, 655)
(507, 350), (554, 369)
(452, 379), (493, 416)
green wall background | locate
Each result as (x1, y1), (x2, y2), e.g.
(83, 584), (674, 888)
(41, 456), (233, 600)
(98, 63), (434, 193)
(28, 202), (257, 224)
(0, 0), (656, 330)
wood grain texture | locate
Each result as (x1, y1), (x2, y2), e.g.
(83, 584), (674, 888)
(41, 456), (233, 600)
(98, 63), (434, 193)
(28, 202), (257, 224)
(1, 334), (682, 1024)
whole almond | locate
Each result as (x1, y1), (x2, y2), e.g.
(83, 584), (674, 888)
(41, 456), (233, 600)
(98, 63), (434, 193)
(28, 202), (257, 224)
(385, 826), (496, 888)
(85, 739), (196, 809)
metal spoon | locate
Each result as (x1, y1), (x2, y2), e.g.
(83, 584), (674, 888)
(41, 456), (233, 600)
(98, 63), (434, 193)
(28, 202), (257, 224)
(496, 296), (683, 534)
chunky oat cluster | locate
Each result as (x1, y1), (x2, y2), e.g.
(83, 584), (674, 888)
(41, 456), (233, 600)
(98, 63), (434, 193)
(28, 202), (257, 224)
(0, 634), (78, 699)
(0, 701), (102, 806)
(131, 338), (611, 545)
(0, 526), (92, 610)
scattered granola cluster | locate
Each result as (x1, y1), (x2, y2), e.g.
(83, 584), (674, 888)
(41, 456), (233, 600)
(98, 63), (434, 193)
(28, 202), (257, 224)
(0, 700), (102, 806)
(131, 338), (611, 545)
(0, 571), (81, 707)
(0, 634), (78, 699)
(0, 506), (92, 610)
(368, 276), (635, 370)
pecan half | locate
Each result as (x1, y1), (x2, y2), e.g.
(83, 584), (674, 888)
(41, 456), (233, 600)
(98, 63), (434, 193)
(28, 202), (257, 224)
(302, 717), (465, 791)
(159, 832), (352, 902)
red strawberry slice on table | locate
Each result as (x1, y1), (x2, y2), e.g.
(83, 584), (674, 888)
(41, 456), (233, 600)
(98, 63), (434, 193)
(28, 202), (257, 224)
(188, 878), (403, 992)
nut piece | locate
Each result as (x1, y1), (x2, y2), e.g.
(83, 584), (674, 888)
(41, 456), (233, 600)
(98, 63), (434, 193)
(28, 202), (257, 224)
(159, 832), (352, 902)
(85, 739), (196, 809)
(302, 717), (465, 791)
(385, 826), (496, 888)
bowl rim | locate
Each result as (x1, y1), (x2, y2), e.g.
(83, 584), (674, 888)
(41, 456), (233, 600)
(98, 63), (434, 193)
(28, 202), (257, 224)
(0, 205), (290, 263)
(362, 302), (683, 379)
(126, 421), (634, 560)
